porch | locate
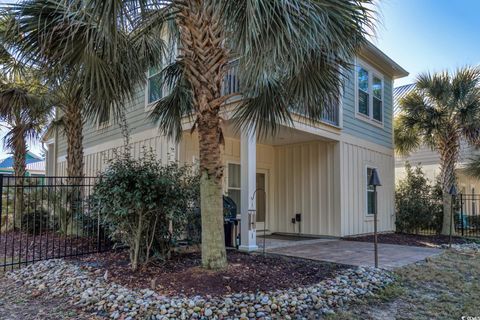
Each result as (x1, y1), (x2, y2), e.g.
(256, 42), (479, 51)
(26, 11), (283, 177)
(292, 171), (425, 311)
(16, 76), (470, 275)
(178, 121), (343, 251)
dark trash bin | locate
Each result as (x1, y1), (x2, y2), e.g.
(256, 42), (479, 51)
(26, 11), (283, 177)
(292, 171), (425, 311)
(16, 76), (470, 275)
(223, 196), (239, 248)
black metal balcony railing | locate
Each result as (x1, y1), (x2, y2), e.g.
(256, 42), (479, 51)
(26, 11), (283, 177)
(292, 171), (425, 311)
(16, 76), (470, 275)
(221, 61), (340, 127)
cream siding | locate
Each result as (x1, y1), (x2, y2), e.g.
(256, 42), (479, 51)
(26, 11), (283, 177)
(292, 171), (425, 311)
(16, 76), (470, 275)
(57, 133), (175, 176)
(340, 140), (395, 236)
(273, 141), (340, 236)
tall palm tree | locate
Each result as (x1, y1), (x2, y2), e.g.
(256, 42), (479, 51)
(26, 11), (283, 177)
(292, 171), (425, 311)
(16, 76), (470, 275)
(5, 0), (164, 183)
(395, 68), (480, 235)
(9, 0), (375, 269)
(0, 57), (52, 229)
(143, 0), (374, 269)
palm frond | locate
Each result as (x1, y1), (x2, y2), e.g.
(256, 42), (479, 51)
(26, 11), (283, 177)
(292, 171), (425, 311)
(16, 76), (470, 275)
(394, 115), (421, 156)
(464, 155), (480, 179)
(222, 0), (374, 133)
(148, 60), (194, 141)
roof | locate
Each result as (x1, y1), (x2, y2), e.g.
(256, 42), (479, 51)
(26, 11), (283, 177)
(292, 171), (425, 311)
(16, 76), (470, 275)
(393, 83), (416, 114)
(359, 41), (409, 80)
(0, 152), (43, 169)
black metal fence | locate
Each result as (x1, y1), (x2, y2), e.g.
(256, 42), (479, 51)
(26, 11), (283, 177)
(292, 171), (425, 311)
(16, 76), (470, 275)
(455, 194), (480, 238)
(396, 193), (480, 238)
(0, 175), (109, 271)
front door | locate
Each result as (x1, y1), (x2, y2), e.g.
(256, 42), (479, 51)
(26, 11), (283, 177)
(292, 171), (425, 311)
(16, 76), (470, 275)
(227, 164), (268, 231)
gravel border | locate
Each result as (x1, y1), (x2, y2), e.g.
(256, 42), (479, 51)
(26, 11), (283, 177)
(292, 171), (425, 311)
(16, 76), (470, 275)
(6, 259), (394, 319)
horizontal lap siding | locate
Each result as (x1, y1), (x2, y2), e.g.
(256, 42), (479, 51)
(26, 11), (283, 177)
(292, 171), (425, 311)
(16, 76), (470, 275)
(342, 68), (394, 149)
(56, 135), (175, 176)
(274, 141), (339, 236)
(57, 85), (155, 157)
(340, 141), (395, 236)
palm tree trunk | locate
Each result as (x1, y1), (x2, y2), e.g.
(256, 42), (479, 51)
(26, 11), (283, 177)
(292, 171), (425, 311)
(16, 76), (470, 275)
(198, 111), (227, 269)
(63, 104), (84, 234)
(439, 137), (459, 235)
(12, 133), (27, 230)
(177, 1), (229, 269)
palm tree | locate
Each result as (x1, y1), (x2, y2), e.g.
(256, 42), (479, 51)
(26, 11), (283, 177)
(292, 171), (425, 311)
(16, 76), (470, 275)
(395, 68), (480, 235)
(0, 57), (52, 229)
(143, 0), (374, 269)
(9, 0), (375, 269)
(5, 0), (163, 183)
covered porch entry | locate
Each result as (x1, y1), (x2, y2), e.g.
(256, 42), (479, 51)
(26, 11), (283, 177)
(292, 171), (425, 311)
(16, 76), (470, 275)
(179, 122), (342, 252)
(224, 125), (340, 251)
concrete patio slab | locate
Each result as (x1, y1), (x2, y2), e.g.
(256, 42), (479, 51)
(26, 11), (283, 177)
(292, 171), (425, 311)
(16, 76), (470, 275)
(265, 239), (443, 269)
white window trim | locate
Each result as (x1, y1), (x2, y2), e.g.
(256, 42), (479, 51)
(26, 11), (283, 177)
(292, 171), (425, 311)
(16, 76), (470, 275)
(355, 58), (385, 128)
(226, 161), (241, 195)
(145, 43), (178, 112)
(145, 68), (163, 112)
(365, 165), (378, 218)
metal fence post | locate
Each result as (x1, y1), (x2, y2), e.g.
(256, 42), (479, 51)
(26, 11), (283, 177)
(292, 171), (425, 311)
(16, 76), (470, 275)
(0, 174), (3, 221)
(460, 193), (464, 237)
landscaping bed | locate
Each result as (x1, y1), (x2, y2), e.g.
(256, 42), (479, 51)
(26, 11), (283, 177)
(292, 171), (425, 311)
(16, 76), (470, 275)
(5, 250), (394, 319)
(342, 232), (474, 248)
(74, 249), (347, 296)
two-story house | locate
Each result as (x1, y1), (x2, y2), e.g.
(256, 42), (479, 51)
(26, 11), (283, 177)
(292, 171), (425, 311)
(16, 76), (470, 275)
(44, 41), (407, 242)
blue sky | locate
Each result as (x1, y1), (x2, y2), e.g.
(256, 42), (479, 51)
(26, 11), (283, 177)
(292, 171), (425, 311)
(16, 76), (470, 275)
(1, 0), (480, 158)
(374, 0), (480, 86)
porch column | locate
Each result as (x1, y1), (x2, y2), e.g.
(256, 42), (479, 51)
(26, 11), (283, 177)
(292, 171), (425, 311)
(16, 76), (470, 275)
(239, 127), (258, 251)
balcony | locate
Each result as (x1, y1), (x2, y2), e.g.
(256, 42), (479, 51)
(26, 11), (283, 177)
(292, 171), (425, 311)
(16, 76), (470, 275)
(221, 61), (340, 127)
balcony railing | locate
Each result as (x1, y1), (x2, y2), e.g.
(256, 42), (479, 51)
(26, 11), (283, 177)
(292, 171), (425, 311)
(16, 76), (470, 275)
(221, 61), (340, 127)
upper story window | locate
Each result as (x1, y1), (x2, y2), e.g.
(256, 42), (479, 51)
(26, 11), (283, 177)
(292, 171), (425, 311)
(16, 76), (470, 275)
(147, 65), (163, 105)
(356, 61), (384, 124)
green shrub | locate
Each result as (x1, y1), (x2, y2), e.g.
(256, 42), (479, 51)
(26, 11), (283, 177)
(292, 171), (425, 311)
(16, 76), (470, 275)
(90, 151), (199, 271)
(395, 163), (443, 234)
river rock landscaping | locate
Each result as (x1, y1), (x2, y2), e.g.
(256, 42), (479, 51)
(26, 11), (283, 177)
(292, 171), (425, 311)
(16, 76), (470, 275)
(4, 254), (394, 319)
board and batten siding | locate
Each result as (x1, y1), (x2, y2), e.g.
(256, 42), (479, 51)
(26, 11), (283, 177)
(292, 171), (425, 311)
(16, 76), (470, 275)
(340, 140), (395, 236)
(274, 141), (341, 236)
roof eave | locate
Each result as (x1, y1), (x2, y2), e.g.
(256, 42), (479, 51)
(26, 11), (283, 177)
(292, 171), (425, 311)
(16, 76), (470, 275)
(359, 41), (409, 80)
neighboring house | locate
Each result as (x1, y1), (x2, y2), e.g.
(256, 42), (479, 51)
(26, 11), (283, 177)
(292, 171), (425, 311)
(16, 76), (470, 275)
(394, 84), (480, 200)
(0, 151), (45, 176)
(45, 41), (408, 239)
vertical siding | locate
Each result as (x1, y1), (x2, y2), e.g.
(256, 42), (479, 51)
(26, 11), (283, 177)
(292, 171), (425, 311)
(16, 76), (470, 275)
(274, 141), (340, 236)
(340, 141), (395, 236)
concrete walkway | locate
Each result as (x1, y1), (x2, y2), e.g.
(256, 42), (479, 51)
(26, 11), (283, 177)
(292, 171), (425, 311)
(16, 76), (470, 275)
(264, 239), (443, 269)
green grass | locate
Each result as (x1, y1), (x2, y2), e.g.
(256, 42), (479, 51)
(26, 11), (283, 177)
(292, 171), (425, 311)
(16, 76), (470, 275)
(328, 250), (480, 320)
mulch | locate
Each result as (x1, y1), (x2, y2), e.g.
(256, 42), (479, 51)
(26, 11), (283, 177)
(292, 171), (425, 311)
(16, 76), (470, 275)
(74, 249), (349, 297)
(342, 232), (474, 247)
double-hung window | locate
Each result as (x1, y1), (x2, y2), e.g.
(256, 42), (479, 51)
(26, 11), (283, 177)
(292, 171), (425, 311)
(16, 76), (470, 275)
(356, 62), (384, 124)
(366, 167), (376, 215)
(147, 65), (163, 105)
(227, 163), (241, 214)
